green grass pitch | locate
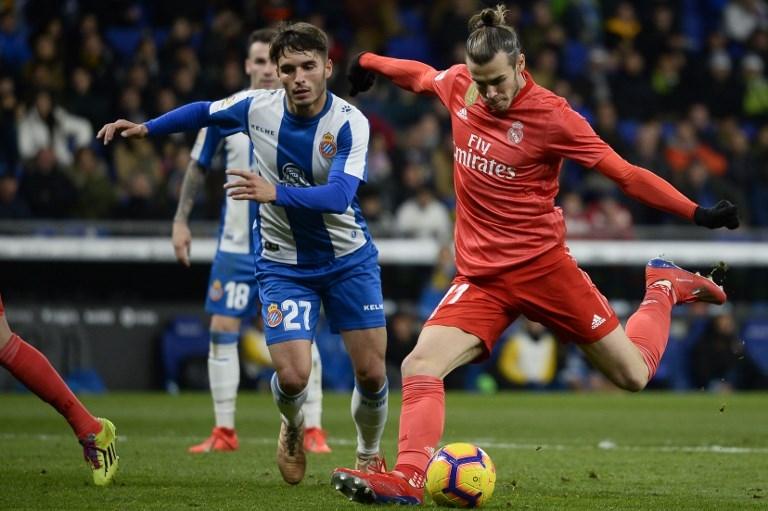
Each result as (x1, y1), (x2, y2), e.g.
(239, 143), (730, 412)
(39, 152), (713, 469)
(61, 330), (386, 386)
(0, 392), (766, 510)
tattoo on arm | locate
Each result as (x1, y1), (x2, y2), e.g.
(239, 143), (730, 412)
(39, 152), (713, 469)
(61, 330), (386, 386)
(174, 160), (206, 223)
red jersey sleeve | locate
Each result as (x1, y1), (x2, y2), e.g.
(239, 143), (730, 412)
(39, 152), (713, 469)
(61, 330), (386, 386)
(595, 151), (697, 220)
(545, 103), (613, 169)
(360, 53), (461, 106)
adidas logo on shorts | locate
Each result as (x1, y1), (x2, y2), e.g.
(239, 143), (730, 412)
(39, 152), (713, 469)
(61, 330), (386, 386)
(591, 314), (606, 330)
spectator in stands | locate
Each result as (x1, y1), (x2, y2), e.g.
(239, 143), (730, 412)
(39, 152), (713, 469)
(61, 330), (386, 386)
(0, 8), (31, 74)
(604, 1), (642, 49)
(394, 184), (452, 242)
(116, 86), (148, 125)
(572, 46), (613, 110)
(358, 185), (394, 239)
(385, 305), (420, 390)
(113, 172), (165, 220)
(587, 195), (635, 239)
(750, 125), (768, 225)
(594, 101), (629, 156)
(113, 137), (162, 199)
(0, 75), (19, 176)
(611, 50), (656, 120)
(17, 90), (92, 167)
(561, 192), (592, 239)
(134, 35), (160, 79)
(0, 173), (30, 219)
(18, 147), (76, 218)
(742, 53), (768, 119)
(665, 121), (728, 177)
(67, 147), (115, 219)
(723, 0), (768, 43)
(700, 50), (745, 119)
(636, 2), (684, 65)
(690, 311), (746, 391)
(23, 32), (65, 92)
(650, 51), (689, 116)
(65, 67), (110, 130)
(75, 30), (115, 95)
(125, 63), (152, 108)
(493, 319), (558, 390)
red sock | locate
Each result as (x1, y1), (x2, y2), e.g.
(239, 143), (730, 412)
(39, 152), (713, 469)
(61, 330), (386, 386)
(0, 333), (101, 439)
(625, 284), (675, 379)
(394, 375), (445, 481)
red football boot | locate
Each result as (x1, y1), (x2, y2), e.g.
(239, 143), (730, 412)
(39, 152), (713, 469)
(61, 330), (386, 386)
(304, 427), (332, 453)
(330, 468), (423, 505)
(187, 427), (239, 453)
(645, 258), (727, 305)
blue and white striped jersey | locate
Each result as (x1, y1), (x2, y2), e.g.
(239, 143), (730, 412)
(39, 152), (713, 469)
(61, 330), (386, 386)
(208, 89), (372, 266)
(190, 123), (257, 255)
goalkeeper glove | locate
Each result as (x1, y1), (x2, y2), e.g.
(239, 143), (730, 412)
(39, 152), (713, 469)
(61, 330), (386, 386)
(693, 200), (739, 229)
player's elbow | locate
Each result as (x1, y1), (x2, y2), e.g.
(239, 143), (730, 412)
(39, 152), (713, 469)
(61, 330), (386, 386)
(326, 203), (349, 214)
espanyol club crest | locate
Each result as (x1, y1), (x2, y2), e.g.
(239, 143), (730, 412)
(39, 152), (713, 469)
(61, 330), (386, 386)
(208, 280), (224, 301)
(265, 303), (283, 328)
(507, 121), (524, 144)
(319, 132), (337, 159)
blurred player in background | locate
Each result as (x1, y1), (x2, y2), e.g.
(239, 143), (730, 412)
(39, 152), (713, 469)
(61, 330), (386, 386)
(0, 293), (118, 485)
(99, 21), (389, 486)
(331, 4), (740, 504)
(171, 28), (330, 455)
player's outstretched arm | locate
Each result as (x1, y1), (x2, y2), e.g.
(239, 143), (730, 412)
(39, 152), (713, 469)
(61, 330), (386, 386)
(349, 52), (441, 96)
(595, 151), (740, 230)
(97, 102), (214, 145)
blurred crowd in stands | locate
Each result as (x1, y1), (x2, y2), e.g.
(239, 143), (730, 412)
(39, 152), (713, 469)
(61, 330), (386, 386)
(1, 0), (767, 235)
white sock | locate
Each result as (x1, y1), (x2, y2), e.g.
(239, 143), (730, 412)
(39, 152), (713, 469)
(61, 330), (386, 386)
(351, 379), (388, 455)
(208, 335), (240, 430)
(303, 342), (323, 429)
(271, 371), (308, 428)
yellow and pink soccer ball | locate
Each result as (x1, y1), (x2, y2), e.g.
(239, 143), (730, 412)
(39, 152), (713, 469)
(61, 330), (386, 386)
(425, 442), (496, 508)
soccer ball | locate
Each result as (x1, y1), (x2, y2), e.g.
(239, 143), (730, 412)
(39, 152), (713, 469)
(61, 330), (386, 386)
(425, 443), (496, 508)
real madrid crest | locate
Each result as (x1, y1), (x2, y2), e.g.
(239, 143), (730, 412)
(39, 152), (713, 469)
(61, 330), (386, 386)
(319, 132), (337, 159)
(265, 303), (283, 328)
(507, 121), (524, 144)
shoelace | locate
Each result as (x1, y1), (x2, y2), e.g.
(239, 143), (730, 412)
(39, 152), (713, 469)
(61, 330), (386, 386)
(80, 436), (101, 468)
(285, 426), (300, 456)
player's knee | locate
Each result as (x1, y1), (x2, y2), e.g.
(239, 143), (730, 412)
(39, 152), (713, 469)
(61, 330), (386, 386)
(210, 315), (240, 333)
(401, 351), (438, 378)
(275, 368), (310, 395)
(615, 371), (647, 392)
(353, 364), (386, 390)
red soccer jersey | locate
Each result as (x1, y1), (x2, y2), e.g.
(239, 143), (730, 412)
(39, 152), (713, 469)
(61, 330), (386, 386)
(361, 54), (696, 277)
(433, 66), (614, 275)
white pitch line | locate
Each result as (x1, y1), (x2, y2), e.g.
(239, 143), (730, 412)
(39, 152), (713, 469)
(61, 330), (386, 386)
(2, 433), (766, 454)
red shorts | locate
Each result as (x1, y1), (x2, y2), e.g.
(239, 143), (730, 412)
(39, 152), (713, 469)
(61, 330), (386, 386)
(424, 246), (619, 356)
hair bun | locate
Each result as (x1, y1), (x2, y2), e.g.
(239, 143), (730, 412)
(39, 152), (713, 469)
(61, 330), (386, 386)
(468, 4), (507, 32)
(481, 10), (498, 27)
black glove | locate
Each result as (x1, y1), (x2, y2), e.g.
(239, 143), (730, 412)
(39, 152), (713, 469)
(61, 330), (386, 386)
(693, 200), (739, 229)
(348, 52), (375, 97)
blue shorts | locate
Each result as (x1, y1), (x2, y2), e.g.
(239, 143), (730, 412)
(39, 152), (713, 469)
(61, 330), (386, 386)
(257, 243), (386, 345)
(205, 251), (259, 318)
